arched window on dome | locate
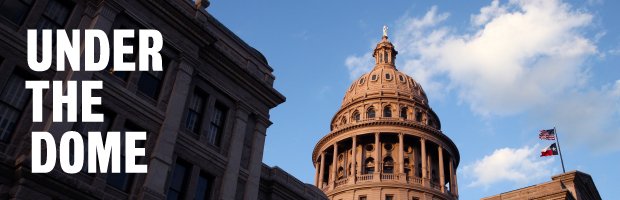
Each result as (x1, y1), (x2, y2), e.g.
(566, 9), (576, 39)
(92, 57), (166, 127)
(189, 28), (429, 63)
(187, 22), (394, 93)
(415, 109), (423, 122)
(340, 116), (347, 125)
(337, 167), (345, 179)
(365, 158), (375, 174)
(383, 156), (394, 174)
(352, 111), (360, 122)
(403, 158), (411, 176)
(384, 51), (389, 63)
(367, 107), (376, 119)
(383, 106), (392, 118)
(400, 107), (408, 119)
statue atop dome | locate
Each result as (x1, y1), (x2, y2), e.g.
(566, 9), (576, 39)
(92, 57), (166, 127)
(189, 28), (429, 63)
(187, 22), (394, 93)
(383, 25), (388, 37)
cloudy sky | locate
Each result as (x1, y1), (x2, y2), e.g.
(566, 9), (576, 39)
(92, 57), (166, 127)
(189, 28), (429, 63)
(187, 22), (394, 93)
(210, 0), (620, 198)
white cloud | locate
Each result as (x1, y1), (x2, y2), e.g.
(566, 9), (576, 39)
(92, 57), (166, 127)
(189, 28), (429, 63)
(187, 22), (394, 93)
(462, 145), (555, 188)
(343, 0), (620, 151)
(345, 52), (373, 80)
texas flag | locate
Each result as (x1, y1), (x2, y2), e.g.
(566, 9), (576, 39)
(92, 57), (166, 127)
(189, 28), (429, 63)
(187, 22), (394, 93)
(541, 143), (559, 157)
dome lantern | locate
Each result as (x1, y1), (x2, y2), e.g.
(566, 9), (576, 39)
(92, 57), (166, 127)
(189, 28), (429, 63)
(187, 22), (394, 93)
(373, 26), (398, 68)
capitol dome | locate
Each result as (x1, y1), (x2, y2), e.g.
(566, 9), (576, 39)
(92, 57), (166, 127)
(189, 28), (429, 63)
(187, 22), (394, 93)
(313, 29), (460, 200)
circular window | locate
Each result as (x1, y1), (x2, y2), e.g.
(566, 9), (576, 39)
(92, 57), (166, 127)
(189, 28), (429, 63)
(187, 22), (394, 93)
(359, 77), (365, 85)
(385, 73), (392, 80)
(371, 74), (378, 81)
(384, 143), (394, 151)
(399, 75), (405, 82)
(365, 144), (374, 151)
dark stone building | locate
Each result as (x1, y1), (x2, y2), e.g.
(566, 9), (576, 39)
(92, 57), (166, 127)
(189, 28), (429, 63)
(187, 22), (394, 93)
(0, 0), (325, 199)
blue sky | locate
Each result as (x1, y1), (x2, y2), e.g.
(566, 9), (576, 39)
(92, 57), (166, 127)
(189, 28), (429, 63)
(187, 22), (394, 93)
(209, 0), (620, 198)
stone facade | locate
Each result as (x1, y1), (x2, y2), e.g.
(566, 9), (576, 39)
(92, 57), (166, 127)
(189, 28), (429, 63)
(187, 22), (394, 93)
(482, 171), (602, 200)
(0, 0), (324, 200)
(313, 35), (460, 200)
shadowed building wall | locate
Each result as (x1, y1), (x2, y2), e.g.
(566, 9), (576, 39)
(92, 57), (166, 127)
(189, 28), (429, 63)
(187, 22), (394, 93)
(0, 0), (325, 199)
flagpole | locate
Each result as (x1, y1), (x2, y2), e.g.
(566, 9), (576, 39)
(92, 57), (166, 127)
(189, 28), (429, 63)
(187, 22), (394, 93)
(554, 126), (566, 173)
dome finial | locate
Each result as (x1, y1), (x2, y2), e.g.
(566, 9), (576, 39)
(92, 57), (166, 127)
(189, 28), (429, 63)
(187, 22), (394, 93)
(383, 25), (388, 38)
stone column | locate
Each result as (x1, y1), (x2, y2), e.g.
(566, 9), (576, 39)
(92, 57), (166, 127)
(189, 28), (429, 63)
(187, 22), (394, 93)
(454, 164), (459, 195)
(330, 142), (338, 189)
(220, 107), (250, 200)
(398, 133), (405, 173)
(350, 135), (357, 184)
(243, 120), (267, 200)
(398, 133), (405, 182)
(315, 161), (320, 186)
(438, 146), (445, 193)
(140, 60), (194, 199)
(374, 133), (380, 173)
(449, 158), (455, 195)
(319, 151), (326, 188)
(420, 138), (427, 186)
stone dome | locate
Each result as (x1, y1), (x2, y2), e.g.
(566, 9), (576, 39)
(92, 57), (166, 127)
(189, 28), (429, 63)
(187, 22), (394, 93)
(313, 30), (460, 200)
(331, 36), (438, 131)
(342, 36), (428, 108)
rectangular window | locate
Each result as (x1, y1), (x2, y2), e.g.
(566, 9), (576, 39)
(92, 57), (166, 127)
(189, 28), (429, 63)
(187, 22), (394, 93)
(194, 173), (213, 200)
(137, 55), (170, 99)
(207, 103), (227, 146)
(106, 122), (146, 192)
(359, 196), (367, 200)
(185, 89), (207, 134)
(36, 0), (74, 30)
(166, 160), (190, 200)
(0, 73), (31, 142)
(0, 0), (33, 25)
(385, 195), (394, 200)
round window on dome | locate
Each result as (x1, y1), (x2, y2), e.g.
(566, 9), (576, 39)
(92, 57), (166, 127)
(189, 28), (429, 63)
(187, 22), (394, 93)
(384, 143), (393, 151)
(385, 73), (392, 80)
(371, 74), (378, 81)
(365, 144), (374, 151)
(359, 77), (365, 85)
(399, 75), (405, 82)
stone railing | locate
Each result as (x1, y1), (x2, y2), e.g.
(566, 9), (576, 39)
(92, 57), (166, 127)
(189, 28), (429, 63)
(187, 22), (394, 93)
(430, 182), (441, 191)
(335, 178), (348, 188)
(357, 174), (373, 182)
(381, 173), (396, 180)
(407, 176), (422, 185)
(321, 184), (329, 192)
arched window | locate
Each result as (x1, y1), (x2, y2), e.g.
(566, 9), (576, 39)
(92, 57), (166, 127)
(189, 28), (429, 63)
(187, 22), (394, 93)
(415, 109), (423, 122)
(340, 116), (347, 125)
(383, 157), (394, 174)
(367, 107), (376, 119)
(383, 106), (392, 118)
(338, 167), (345, 179)
(365, 158), (375, 174)
(352, 111), (360, 122)
(384, 51), (389, 63)
(400, 107), (408, 119)
(404, 158), (411, 176)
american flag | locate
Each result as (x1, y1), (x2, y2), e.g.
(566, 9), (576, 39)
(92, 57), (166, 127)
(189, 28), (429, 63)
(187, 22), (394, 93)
(539, 129), (556, 140)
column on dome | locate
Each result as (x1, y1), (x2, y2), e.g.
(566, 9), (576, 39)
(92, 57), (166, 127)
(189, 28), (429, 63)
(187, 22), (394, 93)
(374, 133), (381, 173)
(398, 133), (405, 180)
(420, 138), (427, 186)
(438, 145), (445, 193)
(350, 135), (357, 184)
(330, 142), (338, 189)
(319, 151), (325, 188)
(449, 156), (455, 195)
